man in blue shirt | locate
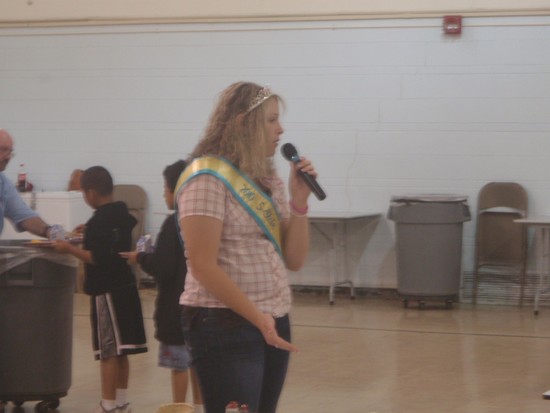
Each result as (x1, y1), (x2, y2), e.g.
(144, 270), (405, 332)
(0, 129), (52, 238)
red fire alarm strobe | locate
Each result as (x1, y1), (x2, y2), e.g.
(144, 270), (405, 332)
(443, 15), (462, 35)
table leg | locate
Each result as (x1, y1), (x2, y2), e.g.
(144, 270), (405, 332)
(539, 229), (550, 396)
(534, 227), (550, 316)
(329, 219), (355, 304)
(328, 224), (336, 304)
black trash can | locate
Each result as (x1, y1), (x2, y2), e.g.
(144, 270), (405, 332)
(0, 240), (77, 412)
(388, 194), (471, 309)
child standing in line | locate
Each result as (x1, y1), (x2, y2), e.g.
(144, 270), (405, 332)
(53, 166), (148, 413)
(120, 160), (203, 412)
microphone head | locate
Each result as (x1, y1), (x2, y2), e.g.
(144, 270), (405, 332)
(281, 143), (298, 161)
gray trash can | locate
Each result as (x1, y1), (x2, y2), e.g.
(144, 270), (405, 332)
(0, 240), (77, 412)
(388, 194), (471, 309)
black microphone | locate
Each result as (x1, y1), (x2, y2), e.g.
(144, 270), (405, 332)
(281, 143), (327, 201)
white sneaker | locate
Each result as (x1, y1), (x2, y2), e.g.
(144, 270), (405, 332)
(94, 402), (117, 413)
(116, 402), (132, 413)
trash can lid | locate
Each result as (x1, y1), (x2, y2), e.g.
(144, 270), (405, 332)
(390, 194), (468, 203)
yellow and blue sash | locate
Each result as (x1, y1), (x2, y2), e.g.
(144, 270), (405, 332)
(175, 156), (282, 256)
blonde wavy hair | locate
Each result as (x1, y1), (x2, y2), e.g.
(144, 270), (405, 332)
(191, 82), (282, 182)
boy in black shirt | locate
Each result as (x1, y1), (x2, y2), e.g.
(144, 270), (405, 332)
(54, 166), (147, 413)
(121, 160), (202, 411)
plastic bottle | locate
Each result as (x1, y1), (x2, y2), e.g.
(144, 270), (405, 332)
(136, 234), (152, 253)
(48, 224), (66, 241)
(17, 163), (27, 192)
(239, 404), (249, 413)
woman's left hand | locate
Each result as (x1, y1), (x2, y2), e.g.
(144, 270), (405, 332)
(259, 313), (299, 353)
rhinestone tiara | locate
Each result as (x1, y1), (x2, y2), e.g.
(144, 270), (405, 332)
(246, 86), (273, 113)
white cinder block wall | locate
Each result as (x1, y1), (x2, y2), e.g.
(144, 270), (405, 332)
(1, 16), (550, 289)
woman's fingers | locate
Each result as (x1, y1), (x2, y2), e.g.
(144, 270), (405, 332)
(260, 313), (299, 353)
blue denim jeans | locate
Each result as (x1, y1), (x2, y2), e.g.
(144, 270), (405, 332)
(182, 307), (291, 413)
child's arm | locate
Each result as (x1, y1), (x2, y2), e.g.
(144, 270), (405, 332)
(52, 240), (94, 264)
(119, 250), (139, 265)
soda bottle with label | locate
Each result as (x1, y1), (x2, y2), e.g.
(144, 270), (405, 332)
(17, 163), (26, 192)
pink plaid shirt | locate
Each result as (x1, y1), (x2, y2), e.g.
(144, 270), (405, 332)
(178, 173), (291, 317)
